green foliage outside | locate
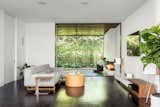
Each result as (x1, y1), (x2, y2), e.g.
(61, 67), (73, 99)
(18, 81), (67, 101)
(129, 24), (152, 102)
(140, 24), (160, 68)
(56, 24), (104, 36)
(56, 36), (104, 68)
(127, 35), (140, 56)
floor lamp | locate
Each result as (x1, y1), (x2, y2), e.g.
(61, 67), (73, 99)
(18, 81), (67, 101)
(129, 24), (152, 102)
(143, 63), (157, 103)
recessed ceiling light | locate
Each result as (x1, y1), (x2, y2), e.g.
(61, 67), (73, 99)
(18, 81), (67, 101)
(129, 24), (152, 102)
(37, 1), (47, 5)
(80, 0), (89, 5)
(81, 2), (88, 5)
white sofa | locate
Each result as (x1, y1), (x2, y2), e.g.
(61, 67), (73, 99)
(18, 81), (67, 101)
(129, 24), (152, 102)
(24, 64), (63, 87)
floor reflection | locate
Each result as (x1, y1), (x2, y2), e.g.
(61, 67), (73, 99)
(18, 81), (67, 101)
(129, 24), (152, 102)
(79, 77), (108, 104)
(66, 87), (84, 97)
(55, 77), (110, 107)
(0, 76), (137, 107)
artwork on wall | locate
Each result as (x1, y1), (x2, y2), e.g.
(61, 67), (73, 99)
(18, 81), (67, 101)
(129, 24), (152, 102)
(127, 31), (140, 56)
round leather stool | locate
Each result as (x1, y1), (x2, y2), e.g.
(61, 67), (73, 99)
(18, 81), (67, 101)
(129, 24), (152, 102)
(65, 74), (85, 87)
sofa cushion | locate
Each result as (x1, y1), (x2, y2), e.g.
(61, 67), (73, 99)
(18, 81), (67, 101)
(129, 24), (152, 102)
(31, 64), (51, 74)
(32, 73), (54, 77)
(51, 67), (63, 72)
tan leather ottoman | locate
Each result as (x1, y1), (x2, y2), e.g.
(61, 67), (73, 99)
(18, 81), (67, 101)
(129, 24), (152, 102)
(65, 74), (85, 87)
(66, 87), (84, 97)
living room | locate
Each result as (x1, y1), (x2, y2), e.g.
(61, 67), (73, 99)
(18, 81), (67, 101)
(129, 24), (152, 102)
(0, 0), (160, 107)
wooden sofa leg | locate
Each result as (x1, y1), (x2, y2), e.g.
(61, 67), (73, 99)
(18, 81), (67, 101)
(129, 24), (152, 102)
(49, 86), (55, 94)
(26, 86), (56, 94)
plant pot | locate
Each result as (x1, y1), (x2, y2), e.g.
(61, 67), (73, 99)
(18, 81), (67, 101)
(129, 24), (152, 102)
(151, 93), (160, 107)
(155, 67), (160, 93)
(156, 67), (160, 75)
(155, 75), (160, 93)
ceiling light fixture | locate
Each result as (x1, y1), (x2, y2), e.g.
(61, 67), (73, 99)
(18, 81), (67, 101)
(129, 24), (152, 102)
(81, 2), (88, 5)
(37, 0), (47, 5)
(80, 0), (89, 5)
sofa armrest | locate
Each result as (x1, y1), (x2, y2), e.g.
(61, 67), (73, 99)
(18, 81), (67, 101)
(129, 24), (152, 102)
(24, 68), (33, 86)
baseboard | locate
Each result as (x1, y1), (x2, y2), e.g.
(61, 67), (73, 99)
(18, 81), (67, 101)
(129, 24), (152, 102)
(3, 79), (18, 86)
(0, 84), (4, 87)
(0, 79), (21, 87)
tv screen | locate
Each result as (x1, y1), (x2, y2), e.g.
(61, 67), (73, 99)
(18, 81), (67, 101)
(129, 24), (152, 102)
(127, 31), (140, 56)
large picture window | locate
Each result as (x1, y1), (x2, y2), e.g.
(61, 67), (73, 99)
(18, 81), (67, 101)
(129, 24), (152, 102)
(56, 24), (104, 68)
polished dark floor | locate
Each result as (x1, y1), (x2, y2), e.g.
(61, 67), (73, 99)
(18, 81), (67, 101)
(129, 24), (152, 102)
(0, 77), (139, 107)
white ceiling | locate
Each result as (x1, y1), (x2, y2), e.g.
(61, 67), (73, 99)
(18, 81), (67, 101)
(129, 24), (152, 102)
(0, 0), (146, 22)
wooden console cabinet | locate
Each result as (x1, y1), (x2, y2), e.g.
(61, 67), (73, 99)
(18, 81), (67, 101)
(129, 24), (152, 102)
(128, 79), (156, 98)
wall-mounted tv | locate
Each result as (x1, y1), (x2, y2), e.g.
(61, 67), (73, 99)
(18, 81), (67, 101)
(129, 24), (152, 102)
(127, 31), (140, 56)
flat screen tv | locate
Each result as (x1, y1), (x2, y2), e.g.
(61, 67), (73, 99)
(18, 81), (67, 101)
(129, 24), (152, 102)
(127, 31), (140, 56)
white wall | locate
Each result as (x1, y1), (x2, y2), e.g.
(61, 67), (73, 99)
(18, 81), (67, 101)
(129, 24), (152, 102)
(0, 10), (5, 86)
(104, 29), (116, 61)
(121, 0), (159, 80)
(115, 25), (121, 58)
(155, 0), (160, 25)
(0, 10), (17, 85)
(15, 18), (26, 80)
(3, 12), (15, 84)
(25, 22), (55, 67)
(0, 9), (26, 86)
(104, 25), (120, 61)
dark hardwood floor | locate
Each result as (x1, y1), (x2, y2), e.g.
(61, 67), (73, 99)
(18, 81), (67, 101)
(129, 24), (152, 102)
(0, 77), (139, 107)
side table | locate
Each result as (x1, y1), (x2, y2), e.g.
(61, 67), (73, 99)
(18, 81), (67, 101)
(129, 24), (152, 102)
(35, 76), (53, 96)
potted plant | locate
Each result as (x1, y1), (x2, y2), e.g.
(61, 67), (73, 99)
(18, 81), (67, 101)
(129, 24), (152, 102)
(140, 24), (160, 106)
(17, 63), (30, 77)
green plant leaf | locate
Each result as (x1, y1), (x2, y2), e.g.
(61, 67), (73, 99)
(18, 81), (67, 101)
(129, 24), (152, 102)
(140, 24), (160, 68)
